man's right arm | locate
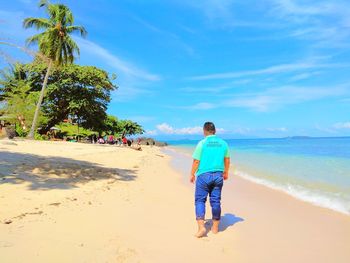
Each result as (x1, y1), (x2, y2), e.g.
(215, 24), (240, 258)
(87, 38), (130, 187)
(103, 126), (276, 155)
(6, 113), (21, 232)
(190, 159), (200, 183)
(223, 143), (230, 180)
(223, 157), (230, 180)
(190, 141), (203, 183)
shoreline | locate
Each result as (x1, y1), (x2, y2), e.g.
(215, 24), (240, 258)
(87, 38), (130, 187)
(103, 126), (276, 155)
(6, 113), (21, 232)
(165, 145), (350, 216)
(1, 140), (350, 262)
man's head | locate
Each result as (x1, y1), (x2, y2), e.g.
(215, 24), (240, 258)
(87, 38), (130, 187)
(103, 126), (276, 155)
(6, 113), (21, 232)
(203, 122), (216, 136)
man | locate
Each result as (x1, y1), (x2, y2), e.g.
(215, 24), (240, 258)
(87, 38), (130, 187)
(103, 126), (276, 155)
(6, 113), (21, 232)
(190, 122), (230, 238)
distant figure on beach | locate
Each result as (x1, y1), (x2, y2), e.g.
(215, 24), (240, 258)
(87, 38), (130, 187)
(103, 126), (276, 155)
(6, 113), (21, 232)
(108, 135), (114, 144)
(98, 137), (105, 144)
(92, 134), (97, 144)
(122, 137), (127, 146)
(190, 122), (230, 238)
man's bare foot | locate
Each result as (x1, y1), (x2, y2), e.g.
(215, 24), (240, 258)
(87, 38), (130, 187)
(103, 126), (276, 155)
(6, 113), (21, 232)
(195, 227), (207, 238)
(211, 220), (220, 234)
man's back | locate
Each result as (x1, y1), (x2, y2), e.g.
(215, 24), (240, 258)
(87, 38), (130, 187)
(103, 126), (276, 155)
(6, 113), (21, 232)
(192, 135), (229, 176)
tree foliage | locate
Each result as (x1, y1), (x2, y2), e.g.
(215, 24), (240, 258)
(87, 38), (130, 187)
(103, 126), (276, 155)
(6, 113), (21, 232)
(118, 119), (145, 136)
(1, 62), (117, 134)
(0, 65), (45, 135)
(23, 0), (87, 138)
(103, 115), (145, 136)
(24, 0), (87, 64)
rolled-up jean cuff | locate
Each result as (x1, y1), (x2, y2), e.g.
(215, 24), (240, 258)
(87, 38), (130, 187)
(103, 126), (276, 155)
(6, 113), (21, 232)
(212, 216), (221, 220)
(196, 216), (205, 220)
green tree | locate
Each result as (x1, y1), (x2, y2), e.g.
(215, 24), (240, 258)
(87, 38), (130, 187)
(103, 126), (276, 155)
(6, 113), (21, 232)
(23, 0), (87, 139)
(0, 65), (43, 136)
(0, 62), (116, 135)
(118, 119), (145, 137)
(104, 115), (120, 135)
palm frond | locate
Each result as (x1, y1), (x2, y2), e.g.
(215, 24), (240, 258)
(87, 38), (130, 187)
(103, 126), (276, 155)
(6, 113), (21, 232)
(58, 5), (74, 25)
(25, 32), (47, 46)
(65, 36), (80, 59)
(66, 25), (87, 37)
(38, 0), (49, 7)
(23, 2), (85, 65)
(23, 17), (51, 30)
(46, 3), (59, 22)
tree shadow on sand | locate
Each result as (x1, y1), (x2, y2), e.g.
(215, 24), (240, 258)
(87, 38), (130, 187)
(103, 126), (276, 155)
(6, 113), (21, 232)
(204, 213), (244, 233)
(0, 151), (137, 190)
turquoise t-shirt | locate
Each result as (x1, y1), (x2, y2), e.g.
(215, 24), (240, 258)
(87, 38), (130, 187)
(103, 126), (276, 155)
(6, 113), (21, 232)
(192, 135), (230, 176)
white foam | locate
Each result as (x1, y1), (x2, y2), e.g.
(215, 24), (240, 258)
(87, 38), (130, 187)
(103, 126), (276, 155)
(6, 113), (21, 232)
(236, 170), (350, 216)
(165, 146), (350, 216)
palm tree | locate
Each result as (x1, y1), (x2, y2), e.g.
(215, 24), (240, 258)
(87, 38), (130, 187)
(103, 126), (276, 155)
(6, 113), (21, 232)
(24, 0), (87, 139)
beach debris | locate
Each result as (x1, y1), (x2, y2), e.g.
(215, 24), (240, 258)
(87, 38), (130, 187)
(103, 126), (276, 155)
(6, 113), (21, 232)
(13, 211), (43, 220)
(49, 202), (61, 206)
(156, 154), (164, 158)
(107, 179), (116, 184)
(3, 219), (13, 224)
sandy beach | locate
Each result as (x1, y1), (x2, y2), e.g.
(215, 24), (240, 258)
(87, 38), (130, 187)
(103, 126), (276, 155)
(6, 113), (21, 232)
(1, 139), (350, 263)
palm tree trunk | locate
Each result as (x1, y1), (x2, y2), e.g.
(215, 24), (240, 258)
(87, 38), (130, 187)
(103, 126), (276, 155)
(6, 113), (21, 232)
(27, 59), (53, 139)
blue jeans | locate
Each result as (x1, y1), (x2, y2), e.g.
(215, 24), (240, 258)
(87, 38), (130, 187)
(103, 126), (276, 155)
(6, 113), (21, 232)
(195, 171), (224, 220)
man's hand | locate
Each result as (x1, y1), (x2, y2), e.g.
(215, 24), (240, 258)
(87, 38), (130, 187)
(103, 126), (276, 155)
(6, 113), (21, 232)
(190, 174), (196, 183)
(223, 171), (229, 180)
(190, 159), (200, 183)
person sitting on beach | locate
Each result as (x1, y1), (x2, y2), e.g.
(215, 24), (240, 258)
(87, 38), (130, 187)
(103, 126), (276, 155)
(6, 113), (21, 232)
(98, 137), (105, 144)
(190, 122), (230, 238)
(108, 135), (114, 144)
(127, 139), (132, 147)
(122, 137), (127, 146)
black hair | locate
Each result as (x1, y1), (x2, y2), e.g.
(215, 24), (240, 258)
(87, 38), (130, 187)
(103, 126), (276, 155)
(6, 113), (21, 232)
(203, 122), (216, 134)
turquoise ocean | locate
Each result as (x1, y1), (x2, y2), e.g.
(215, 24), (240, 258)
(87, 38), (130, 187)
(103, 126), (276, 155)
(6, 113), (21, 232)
(167, 137), (350, 215)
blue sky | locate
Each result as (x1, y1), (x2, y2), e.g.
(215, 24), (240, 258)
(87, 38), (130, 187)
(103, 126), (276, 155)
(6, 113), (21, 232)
(1, 0), (350, 139)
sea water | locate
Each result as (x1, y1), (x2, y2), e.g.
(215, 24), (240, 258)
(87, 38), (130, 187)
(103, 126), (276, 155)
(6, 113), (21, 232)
(168, 137), (350, 215)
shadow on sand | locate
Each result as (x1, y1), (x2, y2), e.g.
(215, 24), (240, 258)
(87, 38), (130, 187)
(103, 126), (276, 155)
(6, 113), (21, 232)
(204, 213), (244, 233)
(0, 151), (137, 190)
(219, 213), (244, 231)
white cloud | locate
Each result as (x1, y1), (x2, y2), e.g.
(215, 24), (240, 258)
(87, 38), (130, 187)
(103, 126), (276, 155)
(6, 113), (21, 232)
(269, 0), (350, 48)
(156, 123), (203, 135)
(75, 38), (161, 81)
(184, 102), (217, 110)
(131, 15), (195, 56)
(333, 122), (350, 129)
(144, 130), (158, 136)
(225, 85), (349, 112)
(189, 59), (346, 81)
(179, 84), (349, 112)
(267, 127), (288, 132)
(155, 123), (224, 135)
(289, 71), (321, 82)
